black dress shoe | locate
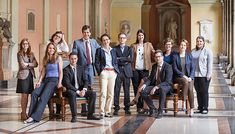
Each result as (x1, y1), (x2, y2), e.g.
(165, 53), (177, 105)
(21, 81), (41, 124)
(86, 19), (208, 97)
(71, 116), (77, 123)
(194, 109), (202, 114)
(148, 109), (158, 117)
(81, 111), (88, 116)
(125, 110), (131, 115)
(139, 109), (149, 115)
(201, 110), (208, 114)
(105, 113), (112, 118)
(113, 110), (119, 116)
(156, 112), (163, 119)
(87, 115), (100, 120)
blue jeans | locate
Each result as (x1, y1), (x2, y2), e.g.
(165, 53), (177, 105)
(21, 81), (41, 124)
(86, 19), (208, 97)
(28, 77), (58, 121)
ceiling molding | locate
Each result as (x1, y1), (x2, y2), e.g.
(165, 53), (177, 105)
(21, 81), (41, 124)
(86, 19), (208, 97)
(112, 0), (143, 7)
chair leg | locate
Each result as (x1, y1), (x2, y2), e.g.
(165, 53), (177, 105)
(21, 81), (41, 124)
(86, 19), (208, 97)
(165, 100), (168, 113)
(173, 96), (178, 117)
(61, 99), (65, 121)
(185, 97), (189, 114)
(49, 99), (54, 120)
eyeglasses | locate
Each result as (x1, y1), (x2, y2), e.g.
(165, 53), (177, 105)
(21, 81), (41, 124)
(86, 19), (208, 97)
(154, 56), (162, 58)
(23, 42), (29, 45)
(165, 43), (172, 46)
(119, 37), (127, 39)
(55, 34), (62, 38)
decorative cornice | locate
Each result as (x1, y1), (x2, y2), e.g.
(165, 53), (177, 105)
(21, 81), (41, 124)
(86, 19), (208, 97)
(189, 0), (220, 5)
(112, 0), (143, 7)
(142, 5), (151, 12)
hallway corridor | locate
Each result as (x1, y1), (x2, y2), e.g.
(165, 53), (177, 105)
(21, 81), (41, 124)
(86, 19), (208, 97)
(0, 64), (235, 134)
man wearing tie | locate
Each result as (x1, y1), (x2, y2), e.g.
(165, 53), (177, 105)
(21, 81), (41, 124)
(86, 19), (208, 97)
(72, 25), (100, 115)
(140, 50), (173, 119)
(113, 33), (133, 115)
(62, 52), (100, 122)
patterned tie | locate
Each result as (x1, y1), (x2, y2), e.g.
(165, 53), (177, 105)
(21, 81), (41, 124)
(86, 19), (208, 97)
(85, 41), (92, 64)
(73, 68), (79, 89)
(155, 66), (161, 85)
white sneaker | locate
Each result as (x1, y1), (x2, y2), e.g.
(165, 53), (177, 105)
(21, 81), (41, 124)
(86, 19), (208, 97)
(24, 117), (34, 124)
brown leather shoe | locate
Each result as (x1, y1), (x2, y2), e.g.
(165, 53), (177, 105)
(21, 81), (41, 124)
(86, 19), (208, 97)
(128, 100), (137, 106)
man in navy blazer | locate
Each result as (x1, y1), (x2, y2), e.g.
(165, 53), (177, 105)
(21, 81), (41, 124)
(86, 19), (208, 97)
(113, 33), (133, 115)
(140, 50), (173, 119)
(72, 25), (100, 115)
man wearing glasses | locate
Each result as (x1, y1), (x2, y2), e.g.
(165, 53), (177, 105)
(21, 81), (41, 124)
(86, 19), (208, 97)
(113, 33), (133, 116)
(140, 50), (173, 119)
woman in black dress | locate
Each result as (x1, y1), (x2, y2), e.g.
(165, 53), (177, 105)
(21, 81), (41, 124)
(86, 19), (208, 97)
(16, 38), (38, 120)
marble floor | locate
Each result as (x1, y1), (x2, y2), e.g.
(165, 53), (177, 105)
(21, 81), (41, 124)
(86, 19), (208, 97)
(0, 64), (235, 134)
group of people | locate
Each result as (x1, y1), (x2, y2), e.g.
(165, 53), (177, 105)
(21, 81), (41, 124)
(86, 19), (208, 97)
(16, 24), (213, 123)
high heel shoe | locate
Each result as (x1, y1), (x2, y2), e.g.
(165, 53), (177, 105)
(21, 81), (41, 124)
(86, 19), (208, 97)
(128, 100), (137, 106)
(189, 109), (194, 117)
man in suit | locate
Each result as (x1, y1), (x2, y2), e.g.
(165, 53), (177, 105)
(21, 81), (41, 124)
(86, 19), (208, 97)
(113, 33), (133, 115)
(62, 52), (100, 122)
(140, 50), (173, 119)
(72, 25), (100, 115)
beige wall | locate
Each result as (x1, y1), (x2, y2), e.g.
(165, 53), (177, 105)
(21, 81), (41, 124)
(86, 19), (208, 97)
(111, 0), (143, 45)
(18, 0), (43, 73)
(72, 0), (85, 43)
(190, 1), (222, 59)
(49, 0), (68, 39)
(101, 0), (110, 34)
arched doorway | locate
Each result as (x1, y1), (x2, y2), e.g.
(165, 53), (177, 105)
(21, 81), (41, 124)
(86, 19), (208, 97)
(142, 0), (191, 51)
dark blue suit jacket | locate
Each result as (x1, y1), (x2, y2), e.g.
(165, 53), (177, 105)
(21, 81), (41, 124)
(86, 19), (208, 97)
(145, 62), (173, 91)
(95, 47), (119, 75)
(62, 65), (88, 92)
(72, 38), (100, 66)
(114, 45), (133, 78)
(172, 52), (195, 80)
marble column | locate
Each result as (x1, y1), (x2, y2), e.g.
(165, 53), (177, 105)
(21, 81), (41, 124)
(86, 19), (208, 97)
(231, 0), (235, 85)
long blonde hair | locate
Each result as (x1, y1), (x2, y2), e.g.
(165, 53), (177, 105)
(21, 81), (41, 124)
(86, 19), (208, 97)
(43, 42), (58, 67)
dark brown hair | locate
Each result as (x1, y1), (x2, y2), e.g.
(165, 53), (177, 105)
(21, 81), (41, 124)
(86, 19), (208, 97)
(18, 38), (32, 56)
(50, 31), (63, 44)
(135, 29), (146, 44)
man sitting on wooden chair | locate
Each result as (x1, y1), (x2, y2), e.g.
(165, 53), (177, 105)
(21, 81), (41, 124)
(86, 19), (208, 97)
(63, 52), (100, 122)
(140, 50), (173, 119)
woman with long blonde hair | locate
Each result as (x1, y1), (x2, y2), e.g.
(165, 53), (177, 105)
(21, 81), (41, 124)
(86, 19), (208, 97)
(24, 42), (63, 123)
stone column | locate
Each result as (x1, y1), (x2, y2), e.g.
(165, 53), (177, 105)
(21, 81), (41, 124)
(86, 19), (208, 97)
(231, 0), (235, 85)
(141, 5), (151, 41)
(39, 0), (50, 69)
(0, 35), (12, 80)
(227, 0), (234, 77)
(67, 0), (73, 44)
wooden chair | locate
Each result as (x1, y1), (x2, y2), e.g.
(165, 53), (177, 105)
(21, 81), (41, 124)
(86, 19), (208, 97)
(49, 87), (88, 121)
(150, 83), (189, 117)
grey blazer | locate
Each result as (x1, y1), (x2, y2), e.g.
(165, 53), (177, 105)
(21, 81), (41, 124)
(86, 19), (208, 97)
(17, 53), (38, 79)
(72, 38), (100, 66)
(191, 47), (213, 78)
